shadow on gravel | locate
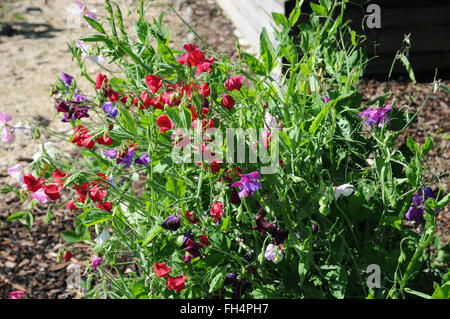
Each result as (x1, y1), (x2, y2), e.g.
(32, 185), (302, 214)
(0, 21), (63, 39)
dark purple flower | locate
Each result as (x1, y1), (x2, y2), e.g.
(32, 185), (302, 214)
(183, 254), (192, 264)
(162, 214), (180, 231)
(422, 187), (436, 201)
(134, 153), (150, 166)
(55, 100), (70, 113)
(232, 278), (251, 299)
(358, 105), (391, 127)
(224, 272), (238, 286)
(185, 238), (204, 258)
(104, 149), (118, 160)
(412, 193), (423, 207)
(270, 227), (289, 245)
(61, 72), (73, 88)
(71, 105), (90, 120)
(406, 205), (425, 223)
(116, 149), (135, 168)
(253, 209), (274, 235)
(180, 232), (193, 249)
(102, 102), (118, 119)
(231, 171), (261, 198)
(312, 224), (319, 234)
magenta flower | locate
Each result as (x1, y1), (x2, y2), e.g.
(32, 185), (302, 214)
(2, 126), (15, 143)
(92, 256), (103, 270)
(358, 105), (391, 127)
(9, 290), (25, 299)
(231, 171), (261, 198)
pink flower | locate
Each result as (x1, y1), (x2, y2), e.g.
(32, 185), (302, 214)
(2, 127), (15, 143)
(92, 256), (103, 270)
(210, 202), (225, 222)
(7, 164), (23, 183)
(0, 112), (13, 126)
(9, 290), (25, 299)
(31, 188), (50, 204)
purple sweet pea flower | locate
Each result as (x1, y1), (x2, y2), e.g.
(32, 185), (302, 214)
(72, 91), (87, 102)
(116, 149), (135, 168)
(406, 205), (425, 223)
(102, 102), (118, 119)
(71, 105), (90, 120)
(323, 95), (330, 103)
(253, 209), (274, 235)
(231, 171), (261, 198)
(162, 214), (180, 231)
(134, 153), (150, 166)
(358, 105), (391, 127)
(104, 149), (118, 160)
(185, 238), (204, 259)
(61, 72), (73, 88)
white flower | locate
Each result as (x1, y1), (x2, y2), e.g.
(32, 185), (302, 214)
(334, 183), (355, 200)
(33, 142), (59, 162)
(95, 229), (111, 244)
(264, 244), (284, 264)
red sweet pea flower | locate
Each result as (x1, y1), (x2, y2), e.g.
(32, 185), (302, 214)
(23, 174), (44, 192)
(199, 235), (210, 246)
(185, 210), (199, 224)
(184, 44), (205, 67)
(95, 73), (108, 89)
(89, 184), (107, 203)
(199, 82), (210, 97)
(71, 126), (95, 149)
(52, 170), (67, 187)
(196, 57), (215, 76)
(153, 262), (171, 277)
(178, 53), (188, 65)
(210, 202), (225, 222)
(75, 182), (89, 203)
(107, 87), (121, 103)
(224, 76), (244, 91)
(221, 94), (235, 110)
(210, 159), (221, 174)
(66, 200), (78, 212)
(64, 251), (73, 262)
(95, 133), (113, 146)
(96, 201), (112, 212)
(166, 275), (186, 293)
(42, 184), (62, 200)
(145, 74), (163, 94)
(157, 114), (174, 134)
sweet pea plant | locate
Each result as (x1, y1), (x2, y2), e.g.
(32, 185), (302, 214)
(4, 0), (450, 299)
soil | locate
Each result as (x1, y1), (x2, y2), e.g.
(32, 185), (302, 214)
(0, 0), (448, 299)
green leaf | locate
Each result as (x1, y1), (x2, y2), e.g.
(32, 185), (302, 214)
(83, 16), (106, 34)
(243, 53), (266, 76)
(209, 271), (227, 293)
(83, 209), (113, 227)
(288, 6), (301, 27)
(166, 176), (186, 198)
(79, 34), (108, 42)
(406, 135), (420, 155)
(310, 3), (327, 16)
(399, 54), (416, 83)
(309, 100), (332, 135)
(421, 137), (433, 156)
(143, 225), (163, 246)
(260, 27), (276, 72)
(61, 230), (83, 243)
(324, 267), (349, 299)
(272, 12), (288, 28)
(437, 193), (450, 209)
(157, 40), (178, 65)
(7, 211), (26, 221)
